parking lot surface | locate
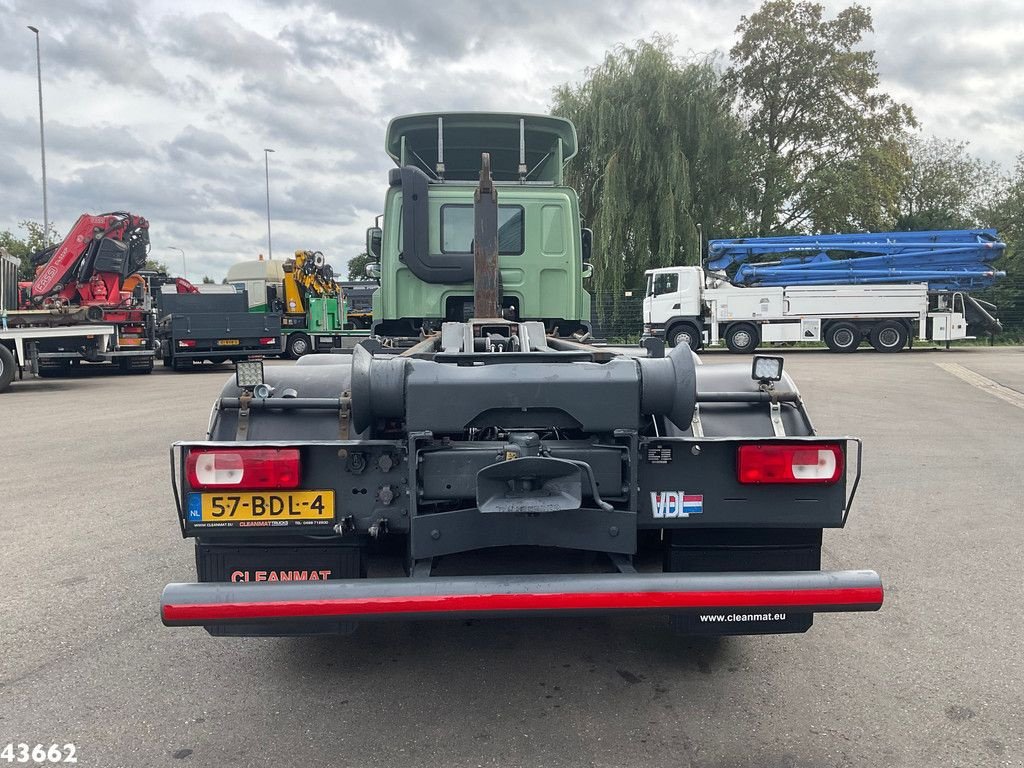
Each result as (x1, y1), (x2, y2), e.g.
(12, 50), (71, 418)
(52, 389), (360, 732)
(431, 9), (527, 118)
(1, 347), (1022, 767)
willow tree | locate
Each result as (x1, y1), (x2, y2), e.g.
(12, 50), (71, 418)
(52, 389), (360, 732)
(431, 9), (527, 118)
(552, 37), (750, 324)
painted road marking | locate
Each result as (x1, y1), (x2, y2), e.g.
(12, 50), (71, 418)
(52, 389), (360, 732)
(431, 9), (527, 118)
(935, 362), (1024, 410)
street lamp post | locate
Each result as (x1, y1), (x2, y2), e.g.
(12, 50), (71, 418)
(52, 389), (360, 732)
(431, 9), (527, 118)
(27, 25), (49, 247)
(168, 247), (187, 280)
(264, 148), (275, 260)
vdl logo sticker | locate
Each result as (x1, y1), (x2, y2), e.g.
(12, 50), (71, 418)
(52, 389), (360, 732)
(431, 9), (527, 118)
(651, 491), (703, 518)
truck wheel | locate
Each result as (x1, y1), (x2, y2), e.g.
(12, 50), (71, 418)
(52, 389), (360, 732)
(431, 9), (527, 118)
(725, 323), (759, 354)
(287, 332), (311, 359)
(669, 324), (701, 352)
(869, 321), (907, 353)
(825, 322), (860, 353)
(0, 345), (15, 392)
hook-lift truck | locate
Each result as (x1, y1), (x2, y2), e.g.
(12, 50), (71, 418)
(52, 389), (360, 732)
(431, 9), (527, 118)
(160, 113), (882, 638)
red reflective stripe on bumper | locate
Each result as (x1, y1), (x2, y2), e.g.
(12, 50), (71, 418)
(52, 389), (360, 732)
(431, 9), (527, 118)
(162, 586), (884, 622)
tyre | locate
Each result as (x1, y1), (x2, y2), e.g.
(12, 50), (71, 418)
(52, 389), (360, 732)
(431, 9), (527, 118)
(869, 320), (908, 353)
(668, 324), (701, 352)
(0, 344), (15, 393)
(286, 332), (311, 359)
(825, 322), (861, 353)
(724, 323), (759, 354)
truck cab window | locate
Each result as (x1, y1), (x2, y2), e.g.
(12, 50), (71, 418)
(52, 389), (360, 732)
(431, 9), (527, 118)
(653, 273), (678, 295)
(441, 204), (525, 255)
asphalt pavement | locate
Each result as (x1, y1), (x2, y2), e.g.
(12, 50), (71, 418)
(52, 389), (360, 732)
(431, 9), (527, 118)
(1, 347), (1022, 768)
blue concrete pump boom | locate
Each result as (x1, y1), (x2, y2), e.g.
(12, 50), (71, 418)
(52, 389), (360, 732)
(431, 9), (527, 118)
(707, 230), (1006, 291)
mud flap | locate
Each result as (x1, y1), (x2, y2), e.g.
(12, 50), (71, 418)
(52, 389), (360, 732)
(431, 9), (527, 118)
(195, 541), (363, 636)
(665, 528), (821, 635)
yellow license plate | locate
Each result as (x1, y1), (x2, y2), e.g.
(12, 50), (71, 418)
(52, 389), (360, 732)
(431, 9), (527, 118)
(193, 490), (334, 523)
(217, 339), (240, 346)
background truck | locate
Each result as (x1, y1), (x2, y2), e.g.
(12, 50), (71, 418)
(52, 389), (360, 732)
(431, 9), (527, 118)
(1, 213), (156, 379)
(2, 251), (117, 393)
(224, 252), (369, 357)
(337, 281), (375, 329)
(643, 230), (1006, 353)
(155, 291), (282, 370)
(160, 115), (882, 639)
(364, 112), (594, 339)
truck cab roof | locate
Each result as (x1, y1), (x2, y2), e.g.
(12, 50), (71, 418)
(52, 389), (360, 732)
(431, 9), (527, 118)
(385, 112), (577, 184)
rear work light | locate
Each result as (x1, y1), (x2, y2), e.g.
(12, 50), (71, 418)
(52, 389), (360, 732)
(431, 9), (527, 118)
(186, 448), (301, 490)
(737, 443), (843, 484)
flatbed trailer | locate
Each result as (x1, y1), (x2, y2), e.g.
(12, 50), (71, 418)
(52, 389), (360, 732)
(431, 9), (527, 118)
(155, 292), (283, 370)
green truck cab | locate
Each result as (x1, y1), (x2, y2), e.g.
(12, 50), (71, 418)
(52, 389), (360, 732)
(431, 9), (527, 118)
(367, 112), (593, 337)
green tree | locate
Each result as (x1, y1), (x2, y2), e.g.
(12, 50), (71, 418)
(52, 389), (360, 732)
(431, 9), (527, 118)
(801, 139), (909, 232)
(202, 275), (215, 284)
(145, 258), (169, 273)
(978, 154), (1024, 334)
(347, 251), (374, 281)
(895, 136), (996, 230)
(552, 36), (752, 324)
(727, 0), (915, 235)
(0, 220), (61, 279)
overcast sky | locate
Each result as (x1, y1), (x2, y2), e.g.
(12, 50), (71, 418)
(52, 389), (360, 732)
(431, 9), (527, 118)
(1, 0), (1021, 280)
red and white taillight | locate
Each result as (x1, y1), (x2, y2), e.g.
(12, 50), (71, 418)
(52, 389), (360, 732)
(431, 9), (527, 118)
(259, 337), (277, 345)
(737, 443), (844, 484)
(185, 448), (301, 489)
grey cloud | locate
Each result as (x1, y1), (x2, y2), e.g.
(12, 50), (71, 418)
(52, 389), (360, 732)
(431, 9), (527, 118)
(258, 0), (635, 63)
(166, 126), (251, 163)
(228, 90), (372, 150)
(0, 115), (149, 162)
(0, 154), (35, 188)
(277, 24), (391, 68)
(163, 12), (292, 74)
(1, 0), (168, 92)
(47, 123), (150, 161)
(51, 162), (247, 229)
(876, 36), (1014, 95)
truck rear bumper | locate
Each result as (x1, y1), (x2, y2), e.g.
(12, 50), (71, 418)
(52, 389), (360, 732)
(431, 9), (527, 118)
(177, 348), (282, 360)
(161, 569), (883, 626)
